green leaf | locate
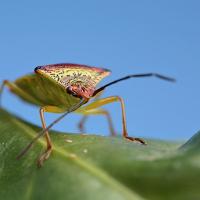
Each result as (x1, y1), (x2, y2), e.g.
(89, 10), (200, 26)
(0, 108), (200, 200)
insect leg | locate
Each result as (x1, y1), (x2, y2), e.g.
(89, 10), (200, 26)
(76, 108), (116, 136)
(77, 96), (146, 144)
(37, 107), (53, 167)
(37, 105), (67, 167)
(0, 80), (7, 106)
(77, 90), (115, 136)
(0, 80), (40, 106)
(77, 115), (88, 133)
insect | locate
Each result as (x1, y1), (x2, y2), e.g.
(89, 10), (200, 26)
(0, 63), (175, 167)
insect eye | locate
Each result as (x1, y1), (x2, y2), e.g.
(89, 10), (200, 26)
(66, 87), (79, 97)
(34, 66), (42, 72)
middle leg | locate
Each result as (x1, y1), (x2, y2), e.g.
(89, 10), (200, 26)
(76, 108), (116, 136)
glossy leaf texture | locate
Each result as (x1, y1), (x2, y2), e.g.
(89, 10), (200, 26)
(0, 108), (200, 200)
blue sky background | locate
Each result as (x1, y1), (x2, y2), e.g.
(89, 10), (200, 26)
(0, 1), (200, 141)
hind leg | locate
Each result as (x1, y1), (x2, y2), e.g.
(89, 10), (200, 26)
(0, 80), (40, 106)
(0, 80), (11, 106)
(76, 108), (116, 136)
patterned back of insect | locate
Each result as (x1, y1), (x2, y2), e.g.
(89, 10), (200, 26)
(35, 63), (111, 99)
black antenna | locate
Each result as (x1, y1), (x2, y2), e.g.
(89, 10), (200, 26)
(93, 73), (176, 96)
(16, 98), (86, 159)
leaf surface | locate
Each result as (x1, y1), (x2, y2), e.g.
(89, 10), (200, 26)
(0, 108), (199, 200)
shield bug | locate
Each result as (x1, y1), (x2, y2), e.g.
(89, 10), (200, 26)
(0, 63), (175, 167)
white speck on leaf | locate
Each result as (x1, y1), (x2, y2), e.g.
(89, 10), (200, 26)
(65, 139), (73, 143)
(69, 153), (77, 159)
(83, 149), (88, 153)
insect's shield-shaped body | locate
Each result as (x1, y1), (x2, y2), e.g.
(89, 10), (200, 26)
(1, 63), (175, 166)
(35, 64), (111, 99)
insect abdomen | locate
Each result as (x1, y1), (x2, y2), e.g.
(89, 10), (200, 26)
(13, 74), (82, 111)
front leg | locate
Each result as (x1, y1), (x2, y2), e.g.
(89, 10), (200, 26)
(77, 96), (146, 145)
